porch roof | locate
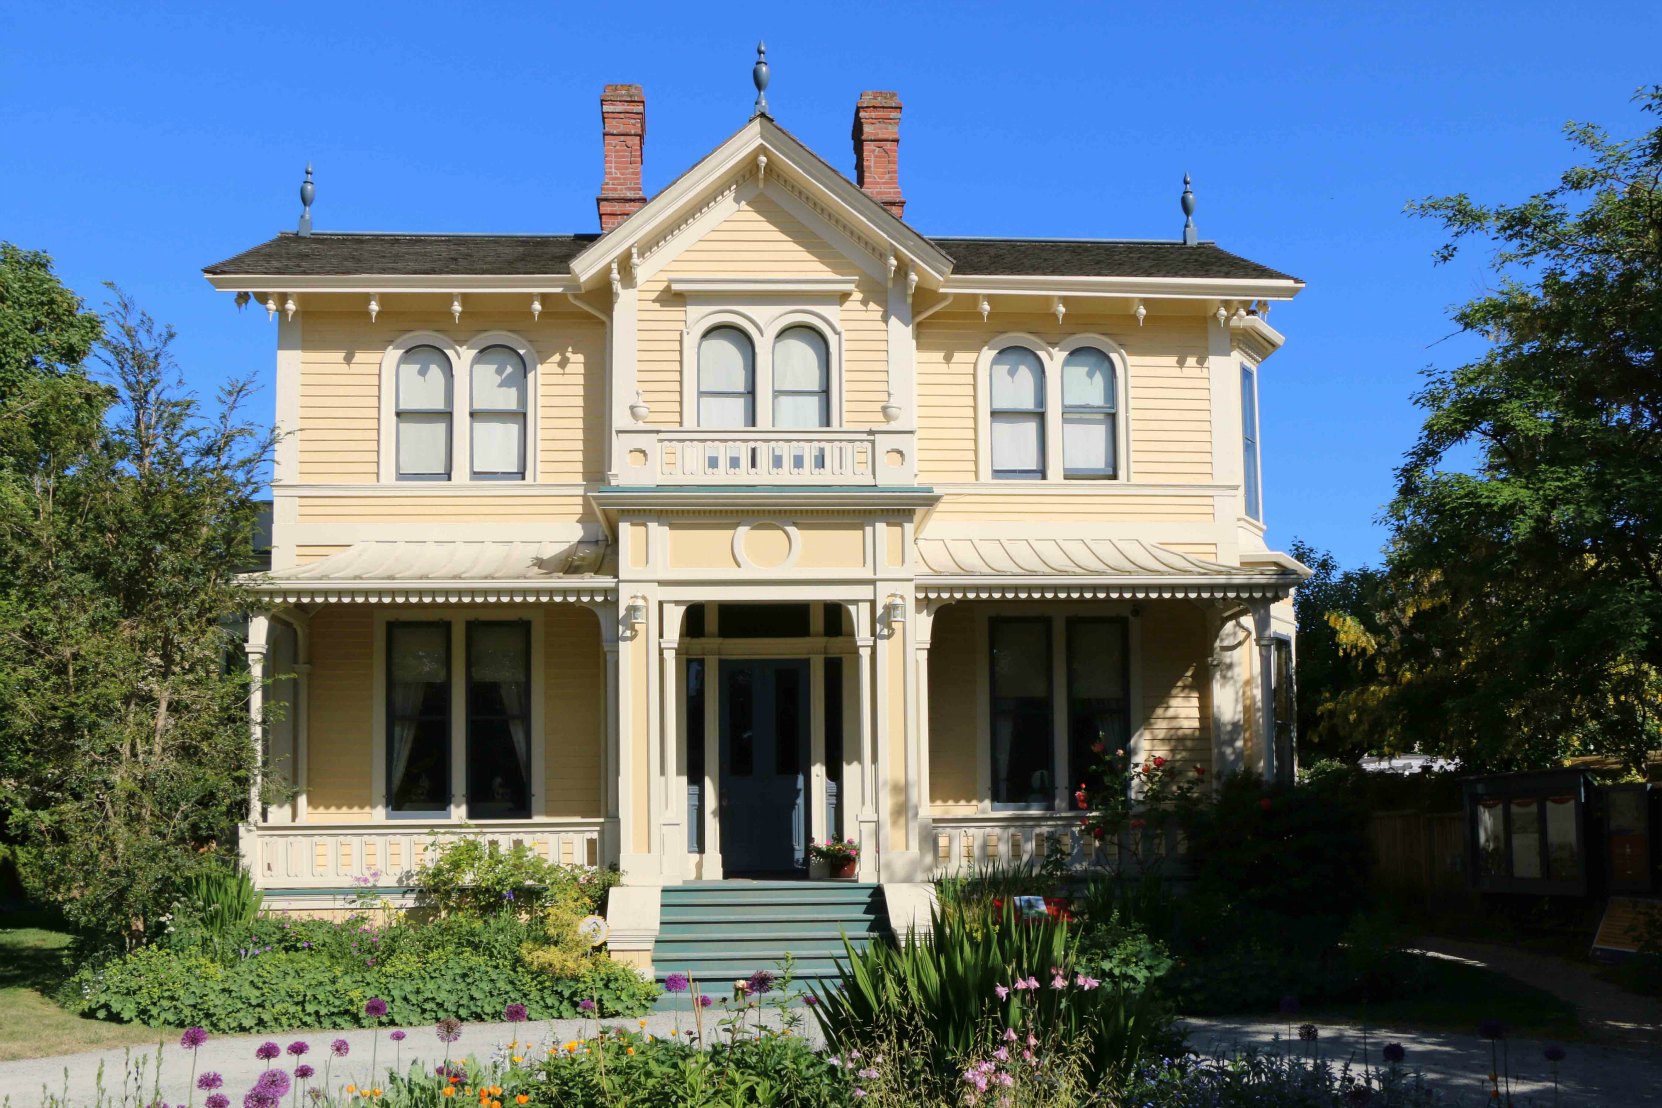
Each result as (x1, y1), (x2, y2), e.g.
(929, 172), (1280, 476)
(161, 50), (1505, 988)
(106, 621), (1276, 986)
(248, 540), (617, 603)
(914, 538), (1305, 600)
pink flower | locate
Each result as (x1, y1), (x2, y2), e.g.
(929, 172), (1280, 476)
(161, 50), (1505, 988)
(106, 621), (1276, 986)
(1003, 1028), (1018, 1042)
(1051, 974), (1067, 990)
(993, 1047), (1008, 1061)
(1074, 973), (1101, 990)
(994, 984), (1009, 1000)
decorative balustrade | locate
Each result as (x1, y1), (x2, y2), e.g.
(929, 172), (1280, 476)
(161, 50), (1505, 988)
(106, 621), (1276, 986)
(250, 820), (605, 889)
(614, 428), (915, 487)
(929, 813), (1186, 876)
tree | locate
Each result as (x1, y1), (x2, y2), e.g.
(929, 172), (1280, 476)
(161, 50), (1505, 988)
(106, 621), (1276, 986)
(1285, 540), (1387, 764)
(0, 277), (272, 943)
(0, 243), (102, 401)
(1369, 88), (1662, 773)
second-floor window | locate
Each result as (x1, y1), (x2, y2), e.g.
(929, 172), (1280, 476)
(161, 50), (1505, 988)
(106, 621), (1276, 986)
(396, 345), (453, 480)
(772, 326), (830, 428)
(1241, 361), (1262, 519)
(698, 326), (756, 427)
(1061, 347), (1117, 479)
(470, 345), (527, 480)
(990, 346), (1046, 479)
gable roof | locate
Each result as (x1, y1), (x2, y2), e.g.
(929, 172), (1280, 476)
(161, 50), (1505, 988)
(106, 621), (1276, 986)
(933, 238), (1296, 283)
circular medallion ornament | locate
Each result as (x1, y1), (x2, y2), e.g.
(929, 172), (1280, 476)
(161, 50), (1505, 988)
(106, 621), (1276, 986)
(577, 914), (610, 947)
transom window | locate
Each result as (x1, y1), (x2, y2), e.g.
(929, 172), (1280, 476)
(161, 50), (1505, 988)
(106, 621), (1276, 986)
(989, 347), (1046, 479)
(395, 345), (453, 479)
(470, 345), (527, 479)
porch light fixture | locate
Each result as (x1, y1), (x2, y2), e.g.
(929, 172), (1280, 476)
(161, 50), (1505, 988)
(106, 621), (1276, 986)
(883, 594), (906, 627)
(624, 595), (648, 628)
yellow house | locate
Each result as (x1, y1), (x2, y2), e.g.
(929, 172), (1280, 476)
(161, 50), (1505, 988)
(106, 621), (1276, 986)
(205, 70), (1306, 961)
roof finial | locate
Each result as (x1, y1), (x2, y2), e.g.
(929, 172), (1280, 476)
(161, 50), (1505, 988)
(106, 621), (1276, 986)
(298, 163), (315, 237)
(752, 41), (770, 118)
(1180, 172), (1197, 246)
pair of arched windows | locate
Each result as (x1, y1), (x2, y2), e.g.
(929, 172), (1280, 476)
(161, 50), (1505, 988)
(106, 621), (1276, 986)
(395, 344), (528, 479)
(697, 325), (831, 429)
(989, 345), (1119, 480)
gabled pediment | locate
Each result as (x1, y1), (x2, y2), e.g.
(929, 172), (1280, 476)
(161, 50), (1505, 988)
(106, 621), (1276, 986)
(569, 115), (952, 292)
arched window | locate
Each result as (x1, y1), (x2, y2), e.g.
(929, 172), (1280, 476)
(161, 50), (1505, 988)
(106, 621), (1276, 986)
(989, 346), (1046, 479)
(470, 344), (528, 479)
(1061, 346), (1118, 478)
(771, 326), (830, 428)
(395, 344), (453, 479)
(698, 326), (756, 427)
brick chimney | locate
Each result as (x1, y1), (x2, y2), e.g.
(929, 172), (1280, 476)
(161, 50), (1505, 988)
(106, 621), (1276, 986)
(852, 91), (905, 219)
(597, 84), (647, 232)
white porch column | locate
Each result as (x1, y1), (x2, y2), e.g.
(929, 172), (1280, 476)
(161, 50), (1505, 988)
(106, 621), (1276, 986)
(657, 600), (686, 881)
(241, 615), (270, 876)
(598, 616), (623, 870)
(1249, 601), (1277, 783)
(1208, 606), (1247, 778)
(910, 598), (938, 879)
(854, 605), (879, 882)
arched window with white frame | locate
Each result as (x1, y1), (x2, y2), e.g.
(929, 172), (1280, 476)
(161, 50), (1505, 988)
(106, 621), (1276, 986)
(698, 326), (756, 428)
(1061, 346), (1118, 479)
(395, 344), (453, 480)
(470, 344), (528, 480)
(771, 325), (830, 428)
(989, 346), (1046, 480)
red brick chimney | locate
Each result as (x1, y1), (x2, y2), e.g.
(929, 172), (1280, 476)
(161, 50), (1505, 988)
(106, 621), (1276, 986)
(597, 84), (646, 232)
(852, 91), (905, 219)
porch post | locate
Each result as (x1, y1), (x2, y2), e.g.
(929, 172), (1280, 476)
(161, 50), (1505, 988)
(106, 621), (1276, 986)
(911, 597), (937, 880)
(1208, 606), (1246, 778)
(242, 615), (270, 877)
(599, 619), (623, 870)
(657, 601), (686, 881)
(1249, 601), (1277, 783)
(854, 603), (879, 882)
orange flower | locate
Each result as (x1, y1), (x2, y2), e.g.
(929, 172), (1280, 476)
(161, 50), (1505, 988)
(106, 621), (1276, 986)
(442, 1090), (456, 1099)
(516, 1097), (530, 1106)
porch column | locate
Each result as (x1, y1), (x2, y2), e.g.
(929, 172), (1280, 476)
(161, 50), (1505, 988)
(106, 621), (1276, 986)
(657, 601), (686, 881)
(854, 606), (879, 881)
(599, 619), (623, 870)
(910, 598), (938, 880)
(1208, 606), (1246, 777)
(1249, 601), (1277, 783)
(241, 615), (270, 876)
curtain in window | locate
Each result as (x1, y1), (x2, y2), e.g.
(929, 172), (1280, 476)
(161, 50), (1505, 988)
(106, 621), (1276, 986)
(1066, 618), (1129, 791)
(388, 622), (448, 811)
(772, 326), (830, 428)
(396, 346), (452, 478)
(1061, 347), (1117, 477)
(471, 345), (527, 478)
(698, 327), (755, 427)
(989, 618), (1053, 805)
(468, 622), (531, 818)
(990, 347), (1045, 478)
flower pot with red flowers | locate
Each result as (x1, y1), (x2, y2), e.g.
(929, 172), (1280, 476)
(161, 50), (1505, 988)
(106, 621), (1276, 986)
(809, 838), (860, 878)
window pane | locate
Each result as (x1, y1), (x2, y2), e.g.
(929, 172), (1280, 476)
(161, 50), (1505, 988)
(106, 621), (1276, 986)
(1067, 619), (1128, 792)
(1510, 798), (1542, 879)
(1544, 795), (1578, 880)
(774, 327), (828, 391)
(1063, 412), (1114, 474)
(773, 392), (828, 429)
(467, 622), (530, 819)
(398, 413), (450, 476)
(471, 413), (524, 476)
(727, 664), (754, 776)
(472, 346), (526, 411)
(397, 346), (452, 411)
(699, 394), (753, 428)
(687, 658), (705, 853)
(990, 619), (1053, 806)
(1062, 348), (1114, 407)
(775, 665), (802, 776)
(388, 622), (449, 812)
(992, 412), (1043, 477)
(1241, 365), (1262, 519)
(990, 347), (1044, 410)
(700, 327), (754, 394)
(1477, 800), (1506, 876)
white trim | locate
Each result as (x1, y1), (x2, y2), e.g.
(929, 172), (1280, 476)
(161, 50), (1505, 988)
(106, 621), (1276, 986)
(379, 332), (463, 484)
(206, 274), (581, 294)
(253, 581), (615, 604)
(667, 277), (858, 295)
(277, 482), (591, 497)
(680, 304), (846, 433)
(940, 274), (1304, 301)
(730, 518), (802, 572)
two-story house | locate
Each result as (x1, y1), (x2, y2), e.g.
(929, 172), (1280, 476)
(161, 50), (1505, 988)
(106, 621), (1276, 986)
(206, 64), (1305, 967)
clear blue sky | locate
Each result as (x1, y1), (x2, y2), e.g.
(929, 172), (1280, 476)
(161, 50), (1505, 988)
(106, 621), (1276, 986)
(3, 1), (1657, 568)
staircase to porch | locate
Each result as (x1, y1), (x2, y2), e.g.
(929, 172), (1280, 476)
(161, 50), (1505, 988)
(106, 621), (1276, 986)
(649, 881), (889, 1005)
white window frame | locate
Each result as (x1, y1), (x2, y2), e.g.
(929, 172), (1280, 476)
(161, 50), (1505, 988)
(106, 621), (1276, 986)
(975, 333), (1130, 483)
(370, 608), (547, 822)
(378, 331), (540, 483)
(680, 304), (845, 430)
(1240, 358), (1263, 521)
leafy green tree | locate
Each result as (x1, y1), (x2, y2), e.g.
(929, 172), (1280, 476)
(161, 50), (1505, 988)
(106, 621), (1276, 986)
(0, 278), (272, 943)
(1285, 540), (1387, 763)
(1369, 88), (1662, 773)
(0, 243), (102, 401)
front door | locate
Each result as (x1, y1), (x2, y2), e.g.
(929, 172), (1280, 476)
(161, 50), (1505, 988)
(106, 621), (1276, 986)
(718, 658), (810, 875)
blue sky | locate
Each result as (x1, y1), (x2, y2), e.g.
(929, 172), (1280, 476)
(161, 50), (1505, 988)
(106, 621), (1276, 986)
(3, 1), (1657, 568)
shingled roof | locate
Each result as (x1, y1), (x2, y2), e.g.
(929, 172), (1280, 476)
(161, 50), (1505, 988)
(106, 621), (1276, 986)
(204, 230), (1297, 283)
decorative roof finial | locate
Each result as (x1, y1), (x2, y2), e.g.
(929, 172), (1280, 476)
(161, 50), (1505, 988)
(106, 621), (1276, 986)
(1181, 172), (1197, 246)
(298, 163), (315, 237)
(752, 41), (770, 118)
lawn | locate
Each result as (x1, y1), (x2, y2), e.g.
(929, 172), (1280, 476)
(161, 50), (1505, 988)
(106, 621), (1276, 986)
(1307, 951), (1583, 1041)
(0, 915), (164, 1062)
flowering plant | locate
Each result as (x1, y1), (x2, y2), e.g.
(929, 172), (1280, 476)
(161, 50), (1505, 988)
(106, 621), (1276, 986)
(1074, 738), (1207, 870)
(807, 838), (860, 865)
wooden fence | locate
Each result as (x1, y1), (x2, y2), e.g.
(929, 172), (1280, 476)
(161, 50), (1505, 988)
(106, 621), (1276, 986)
(1368, 809), (1472, 910)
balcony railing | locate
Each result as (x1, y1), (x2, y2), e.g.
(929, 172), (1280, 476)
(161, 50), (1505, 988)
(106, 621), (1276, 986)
(928, 813), (1187, 877)
(248, 819), (605, 889)
(615, 428), (915, 487)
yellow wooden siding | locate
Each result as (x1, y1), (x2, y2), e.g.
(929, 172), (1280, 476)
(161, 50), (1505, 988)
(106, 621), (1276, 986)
(915, 311), (1213, 483)
(931, 492), (1214, 523)
(296, 309), (604, 485)
(543, 606), (604, 818)
(306, 607), (374, 819)
(1139, 603), (1211, 768)
(927, 604), (979, 813)
(296, 495), (591, 524)
(636, 196), (890, 428)
(294, 545), (350, 564)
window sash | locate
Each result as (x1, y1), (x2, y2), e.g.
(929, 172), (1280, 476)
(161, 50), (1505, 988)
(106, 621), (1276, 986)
(989, 617), (1055, 808)
(699, 327), (756, 428)
(396, 412), (452, 479)
(470, 412), (525, 479)
(386, 622), (452, 813)
(465, 620), (532, 820)
(991, 411), (1045, 479)
(1242, 364), (1262, 519)
(1062, 410), (1117, 478)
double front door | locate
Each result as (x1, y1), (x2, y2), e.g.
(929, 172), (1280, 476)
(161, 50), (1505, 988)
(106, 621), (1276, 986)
(718, 658), (810, 875)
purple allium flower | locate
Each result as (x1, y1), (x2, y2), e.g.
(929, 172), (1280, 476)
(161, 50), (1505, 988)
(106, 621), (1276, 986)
(205, 1097), (230, 1108)
(503, 1002), (528, 1023)
(254, 1041), (281, 1061)
(1382, 1042), (1406, 1065)
(197, 1073), (224, 1092)
(330, 1038), (349, 1057)
(1278, 995), (1300, 1017)
(257, 1071), (291, 1095)
(803, 994), (818, 1007)
(697, 994), (713, 1008)
(1298, 1024), (1319, 1042)
(293, 1064), (314, 1081)
(435, 1016), (463, 1043)
(1544, 1043), (1566, 1062)
(578, 998), (597, 1013)
(180, 1027), (209, 1050)
(746, 969), (775, 996)
(390, 1030), (406, 1042)
(364, 997), (388, 1018)
(664, 972), (690, 994)
(286, 1041), (309, 1058)
(1478, 1019), (1509, 1041)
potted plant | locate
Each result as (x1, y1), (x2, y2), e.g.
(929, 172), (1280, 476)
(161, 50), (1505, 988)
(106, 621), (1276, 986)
(809, 838), (860, 879)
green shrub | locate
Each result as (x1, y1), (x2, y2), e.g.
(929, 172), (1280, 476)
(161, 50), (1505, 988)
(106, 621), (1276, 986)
(162, 864), (262, 958)
(408, 834), (618, 919)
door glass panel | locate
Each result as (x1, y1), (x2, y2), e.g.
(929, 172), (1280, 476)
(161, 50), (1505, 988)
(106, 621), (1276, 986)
(718, 603), (812, 638)
(727, 665), (754, 776)
(1510, 798), (1542, 879)
(466, 622), (530, 819)
(387, 622), (450, 812)
(687, 659), (705, 854)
